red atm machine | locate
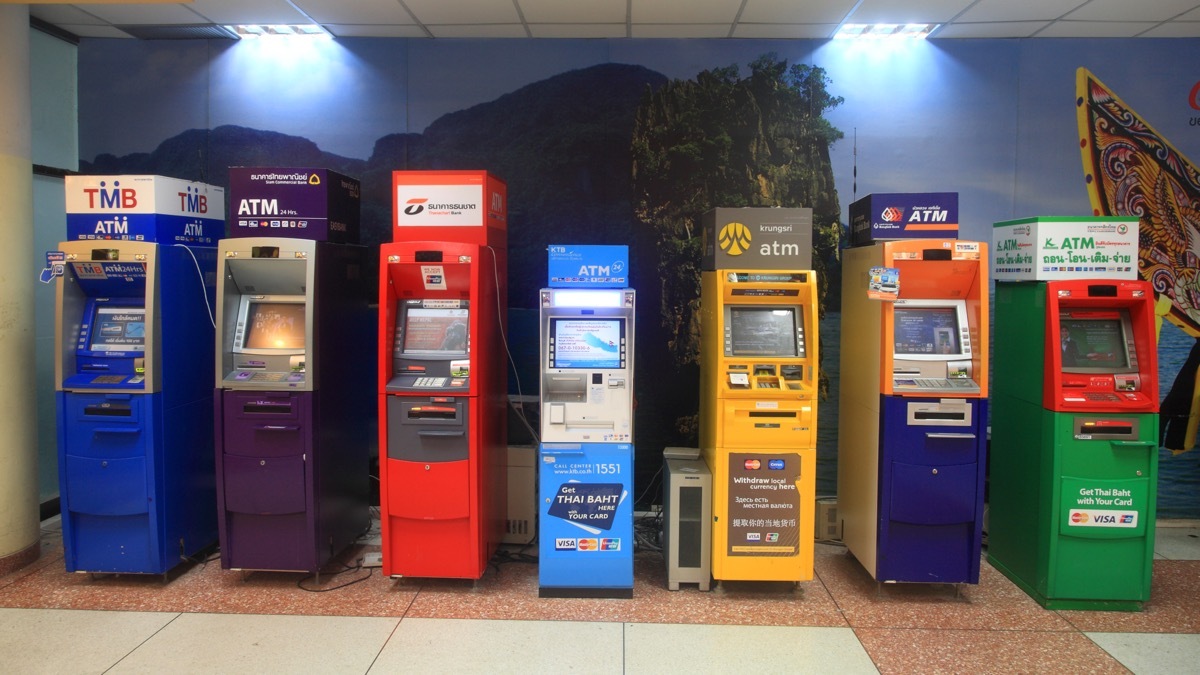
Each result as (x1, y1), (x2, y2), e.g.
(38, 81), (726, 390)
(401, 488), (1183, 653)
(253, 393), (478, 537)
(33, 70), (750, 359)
(378, 171), (507, 579)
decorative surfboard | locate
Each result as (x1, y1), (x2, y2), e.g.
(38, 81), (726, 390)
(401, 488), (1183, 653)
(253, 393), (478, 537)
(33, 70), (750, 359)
(1077, 67), (1200, 451)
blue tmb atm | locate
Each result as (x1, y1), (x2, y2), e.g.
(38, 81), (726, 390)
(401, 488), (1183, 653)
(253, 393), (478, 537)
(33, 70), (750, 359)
(55, 240), (218, 575)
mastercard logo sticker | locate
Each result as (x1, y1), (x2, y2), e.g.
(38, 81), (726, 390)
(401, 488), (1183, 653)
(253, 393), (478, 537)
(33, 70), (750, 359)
(1071, 511), (1089, 524)
(744, 459), (761, 470)
(578, 538), (598, 551)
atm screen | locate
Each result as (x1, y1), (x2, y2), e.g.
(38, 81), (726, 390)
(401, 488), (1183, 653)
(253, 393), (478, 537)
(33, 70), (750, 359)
(893, 306), (962, 356)
(1060, 315), (1131, 372)
(89, 306), (146, 352)
(550, 318), (624, 369)
(728, 307), (800, 357)
(242, 302), (306, 350)
(401, 307), (469, 355)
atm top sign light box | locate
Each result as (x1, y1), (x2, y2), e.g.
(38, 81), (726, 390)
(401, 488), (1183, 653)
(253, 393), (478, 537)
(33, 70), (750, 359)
(991, 216), (1139, 282)
(702, 207), (813, 271)
(548, 245), (629, 289)
(848, 192), (959, 247)
(392, 170), (507, 248)
(64, 175), (224, 246)
(228, 168), (361, 244)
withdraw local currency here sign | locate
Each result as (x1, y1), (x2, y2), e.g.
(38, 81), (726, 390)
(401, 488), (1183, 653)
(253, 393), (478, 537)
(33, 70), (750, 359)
(992, 217), (1138, 281)
(1061, 476), (1148, 534)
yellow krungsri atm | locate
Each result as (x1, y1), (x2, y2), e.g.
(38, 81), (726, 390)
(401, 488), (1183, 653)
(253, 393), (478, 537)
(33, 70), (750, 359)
(699, 208), (818, 583)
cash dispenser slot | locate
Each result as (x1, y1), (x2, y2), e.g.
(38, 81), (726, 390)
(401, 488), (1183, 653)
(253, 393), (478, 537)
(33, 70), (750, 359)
(545, 374), (587, 402)
(83, 402), (132, 417)
(243, 402), (293, 415)
(408, 405), (459, 420)
(388, 397), (468, 462)
(1074, 416), (1138, 440)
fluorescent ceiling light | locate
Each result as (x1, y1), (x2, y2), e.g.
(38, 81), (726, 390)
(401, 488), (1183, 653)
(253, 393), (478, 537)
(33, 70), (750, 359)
(226, 24), (331, 39)
(834, 23), (937, 40)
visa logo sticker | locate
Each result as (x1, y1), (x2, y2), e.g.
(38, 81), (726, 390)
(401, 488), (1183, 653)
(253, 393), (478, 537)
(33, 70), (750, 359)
(746, 533), (761, 542)
(555, 538), (577, 551)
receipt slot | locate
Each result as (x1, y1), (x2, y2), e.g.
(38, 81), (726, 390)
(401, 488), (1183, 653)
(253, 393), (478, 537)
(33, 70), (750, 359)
(538, 286), (635, 597)
(988, 279), (1158, 610)
(699, 269), (819, 583)
(214, 237), (373, 577)
(54, 240), (218, 575)
(838, 239), (989, 585)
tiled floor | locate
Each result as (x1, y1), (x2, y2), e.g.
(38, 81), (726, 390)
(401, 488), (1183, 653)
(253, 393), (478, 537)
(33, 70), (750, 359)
(1, 519), (1197, 674)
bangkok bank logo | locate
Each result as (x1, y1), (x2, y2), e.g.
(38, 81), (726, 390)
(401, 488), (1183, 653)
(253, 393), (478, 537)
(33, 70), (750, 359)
(404, 198), (428, 216)
(1190, 80), (1200, 110)
(718, 221), (753, 256)
(881, 207), (904, 222)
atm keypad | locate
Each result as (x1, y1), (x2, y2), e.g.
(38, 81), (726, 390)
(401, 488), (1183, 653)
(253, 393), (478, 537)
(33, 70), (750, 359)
(91, 375), (126, 384)
(414, 377), (448, 388)
(1084, 392), (1121, 402)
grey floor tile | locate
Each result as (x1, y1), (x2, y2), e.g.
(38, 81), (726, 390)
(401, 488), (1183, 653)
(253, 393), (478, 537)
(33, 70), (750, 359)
(107, 612), (399, 674)
(1153, 525), (1200, 561)
(1087, 632), (1200, 674)
(0, 608), (176, 675)
(624, 623), (878, 674)
(372, 618), (623, 673)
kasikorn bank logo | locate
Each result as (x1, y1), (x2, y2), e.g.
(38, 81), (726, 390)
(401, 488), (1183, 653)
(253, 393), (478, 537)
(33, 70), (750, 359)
(403, 198), (428, 216)
(718, 221), (753, 256)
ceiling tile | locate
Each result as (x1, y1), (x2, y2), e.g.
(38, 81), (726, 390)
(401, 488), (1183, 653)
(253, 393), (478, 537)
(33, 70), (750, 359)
(55, 24), (136, 38)
(933, 21), (1051, 38)
(740, 0), (858, 24)
(29, 5), (107, 25)
(529, 24), (628, 38)
(325, 24), (430, 38)
(849, 0), (979, 24)
(631, 24), (733, 38)
(634, 0), (742, 24)
(65, 3), (209, 25)
(1035, 20), (1161, 37)
(1065, 0), (1200, 23)
(732, 23), (838, 39)
(294, 0), (417, 25)
(189, 0), (309, 25)
(1138, 21), (1200, 37)
(520, 0), (625, 24)
(956, 0), (1090, 23)
(427, 24), (530, 38)
(405, 0), (521, 25)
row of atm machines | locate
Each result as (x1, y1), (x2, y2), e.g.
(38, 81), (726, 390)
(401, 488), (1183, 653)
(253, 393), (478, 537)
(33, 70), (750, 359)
(50, 175), (1162, 608)
(52, 171), (513, 581)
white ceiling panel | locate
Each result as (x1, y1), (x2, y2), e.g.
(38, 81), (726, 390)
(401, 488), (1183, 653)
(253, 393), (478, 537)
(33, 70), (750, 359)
(848, 0), (977, 25)
(325, 24), (430, 39)
(296, 0), (417, 25)
(68, 3), (210, 25)
(740, 0), (857, 25)
(29, 0), (1200, 40)
(404, 0), (521, 25)
(634, 0), (742, 24)
(520, 0), (626, 24)
(733, 24), (839, 39)
(55, 24), (136, 38)
(957, 0), (1090, 23)
(631, 23), (733, 38)
(1036, 21), (1161, 38)
(188, 0), (308, 25)
(427, 24), (529, 38)
(529, 23), (628, 39)
(1065, 0), (1200, 23)
(934, 21), (1051, 39)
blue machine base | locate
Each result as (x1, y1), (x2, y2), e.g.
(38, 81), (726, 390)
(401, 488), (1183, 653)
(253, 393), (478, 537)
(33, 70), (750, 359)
(538, 442), (634, 596)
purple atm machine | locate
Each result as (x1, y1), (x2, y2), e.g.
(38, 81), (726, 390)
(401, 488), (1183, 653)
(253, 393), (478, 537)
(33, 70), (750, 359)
(214, 237), (372, 579)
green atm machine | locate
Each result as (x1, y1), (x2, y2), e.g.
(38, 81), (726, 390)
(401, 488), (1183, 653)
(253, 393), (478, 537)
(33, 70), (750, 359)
(988, 278), (1159, 610)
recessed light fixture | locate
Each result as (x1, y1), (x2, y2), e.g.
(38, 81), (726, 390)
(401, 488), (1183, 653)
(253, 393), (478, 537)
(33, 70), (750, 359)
(834, 23), (937, 40)
(225, 24), (331, 39)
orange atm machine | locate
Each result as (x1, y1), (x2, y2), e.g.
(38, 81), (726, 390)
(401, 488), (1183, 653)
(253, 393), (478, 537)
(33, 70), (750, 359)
(838, 239), (990, 584)
(378, 171), (507, 579)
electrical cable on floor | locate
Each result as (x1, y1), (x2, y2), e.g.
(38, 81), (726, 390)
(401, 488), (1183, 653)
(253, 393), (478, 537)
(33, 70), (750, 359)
(296, 560), (374, 592)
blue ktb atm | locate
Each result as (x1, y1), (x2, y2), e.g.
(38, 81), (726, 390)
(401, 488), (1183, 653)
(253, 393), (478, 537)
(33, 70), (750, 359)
(54, 176), (223, 575)
(538, 245), (635, 598)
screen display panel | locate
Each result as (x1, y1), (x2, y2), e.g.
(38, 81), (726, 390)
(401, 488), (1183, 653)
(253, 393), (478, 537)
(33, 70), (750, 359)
(893, 306), (962, 356)
(242, 302), (306, 350)
(550, 318), (624, 369)
(89, 306), (146, 352)
(728, 307), (799, 357)
(1060, 316), (1130, 371)
(401, 307), (469, 355)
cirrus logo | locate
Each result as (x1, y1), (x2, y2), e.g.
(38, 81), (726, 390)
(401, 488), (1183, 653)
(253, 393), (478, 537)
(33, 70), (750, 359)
(718, 221), (753, 256)
(403, 198), (428, 216)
